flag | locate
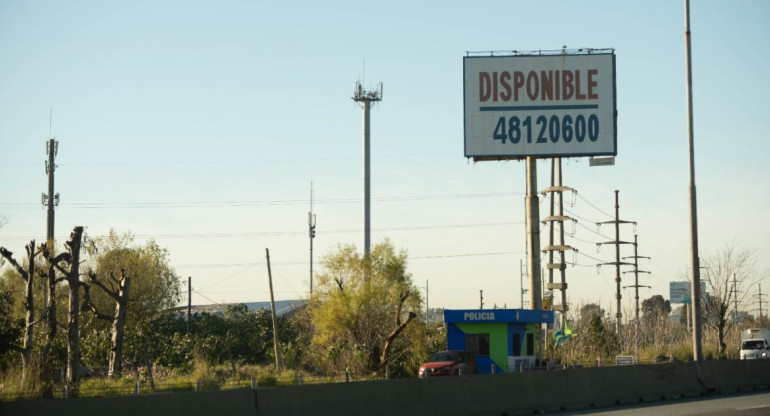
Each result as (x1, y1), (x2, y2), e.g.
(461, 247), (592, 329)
(553, 318), (575, 348)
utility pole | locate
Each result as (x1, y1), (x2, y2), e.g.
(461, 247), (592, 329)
(622, 235), (650, 358)
(684, 0), (703, 363)
(187, 276), (192, 335)
(308, 182), (316, 295)
(479, 290), (484, 309)
(597, 190), (636, 334)
(265, 248), (282, 373)
(43, 137), (60, 308)
(543, 158), (573, 317)
(756, 284), (766, 320)
(352, 81), (382, 257)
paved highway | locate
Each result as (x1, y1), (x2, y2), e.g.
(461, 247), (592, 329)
(557, 391), (770, 416)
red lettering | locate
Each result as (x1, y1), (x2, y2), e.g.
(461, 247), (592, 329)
(526, 71), (538, 101)
(588, 69), (598, 99)
(492, 72), (499, 102)
(540, 70), (553, 101)
(479, 72), (490, 102)
(575, 70), (586, 100)
(562, 70), (574, 100)
(500, 71), (512, 101)
(513, 71), (524, 101)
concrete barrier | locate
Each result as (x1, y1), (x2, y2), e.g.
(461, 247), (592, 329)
(2, 360), (768, 416)
(0, 388), (256, 416)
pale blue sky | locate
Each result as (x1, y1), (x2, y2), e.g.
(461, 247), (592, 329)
(1, 1), (768, 316)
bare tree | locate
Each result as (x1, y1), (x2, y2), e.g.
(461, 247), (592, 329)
(82, 269), (131, 378)
(700, 245), (766, 355)
(0, 240), (42, 388)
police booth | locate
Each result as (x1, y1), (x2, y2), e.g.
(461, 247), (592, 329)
(444, 309), (554, 374)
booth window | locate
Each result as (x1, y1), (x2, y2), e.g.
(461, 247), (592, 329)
(526, 333), (534, 355)
(466, 334), (490, 356)
(512, 334), (521, 356)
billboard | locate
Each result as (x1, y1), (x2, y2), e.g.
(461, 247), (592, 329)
(669, 281), (708, 304)
(464, 52), (616, 158)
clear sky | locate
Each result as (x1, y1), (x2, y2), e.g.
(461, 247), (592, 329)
(1, 1), (768, 318)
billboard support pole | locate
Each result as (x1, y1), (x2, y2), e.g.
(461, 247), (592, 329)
(525, 157), (543, 363)
(526, 156), (542, 311)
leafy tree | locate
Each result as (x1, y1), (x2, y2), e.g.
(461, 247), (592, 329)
(310, 241), (424, 376)
(0, 291), (22, 366)
(80, 230), (181, 376)
(579, 303), (604, 326)
(585, 313), (619, 360)
(641, 295), (671, 326)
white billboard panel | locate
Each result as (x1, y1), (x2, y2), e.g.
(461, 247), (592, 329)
(464, 53), (616, 158)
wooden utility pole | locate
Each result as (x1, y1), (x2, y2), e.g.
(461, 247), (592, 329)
(265, 248), (282, 373)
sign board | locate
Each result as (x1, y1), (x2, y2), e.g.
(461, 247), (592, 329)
(615, 355), (634, 366)
(589, 156), (615, 166)
(669, 281), (708, 304)
(464, 52), (616, 158)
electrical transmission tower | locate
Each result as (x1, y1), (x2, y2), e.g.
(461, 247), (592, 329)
(542, 158), (574, 318)
(755, 284), (766, 321)
(352, 81), (382, 257)
(730, 273), (741, 325)
(622, 234), (650, 358)
(597, 190), (636, 333)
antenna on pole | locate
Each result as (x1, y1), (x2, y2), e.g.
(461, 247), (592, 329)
(308, 182), (317, 294)
(352, 78), (383, 257)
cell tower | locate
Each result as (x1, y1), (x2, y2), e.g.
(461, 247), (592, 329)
(352, 81), (382, 257)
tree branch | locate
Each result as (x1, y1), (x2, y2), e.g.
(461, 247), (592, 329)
(0, 247), (28, 280)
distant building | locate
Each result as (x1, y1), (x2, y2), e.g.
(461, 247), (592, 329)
(173, 299), (307, 318)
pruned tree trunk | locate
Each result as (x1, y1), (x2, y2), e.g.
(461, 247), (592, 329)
(49, 226), (85, 397)
(83, 271), (131, 378)
(0, 240), (40, 389)
(108, 276), (130, 378)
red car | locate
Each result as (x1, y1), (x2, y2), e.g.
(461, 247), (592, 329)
(418, 350), (476, 378)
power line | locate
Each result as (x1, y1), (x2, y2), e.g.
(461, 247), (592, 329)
(175, 250), (525, 269)
(0, 191), (522, 210)
(0, 221), (523, 242)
